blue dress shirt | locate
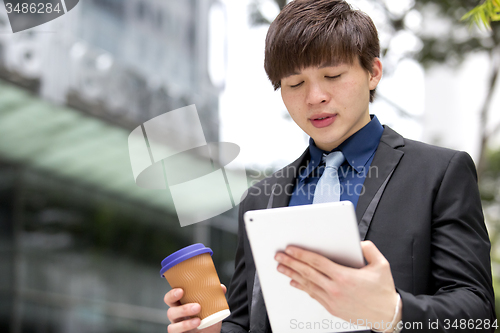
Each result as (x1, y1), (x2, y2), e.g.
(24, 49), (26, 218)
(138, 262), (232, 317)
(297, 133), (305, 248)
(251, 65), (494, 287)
(288, 115), (384, 209)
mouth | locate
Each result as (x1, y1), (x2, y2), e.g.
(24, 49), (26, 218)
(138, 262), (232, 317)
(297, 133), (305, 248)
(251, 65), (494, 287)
(310, 113), (337, 128)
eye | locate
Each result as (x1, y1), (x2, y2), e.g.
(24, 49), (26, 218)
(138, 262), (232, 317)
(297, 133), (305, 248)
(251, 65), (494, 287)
(325, 75), (341, 80)
(290, 81), (304, 88)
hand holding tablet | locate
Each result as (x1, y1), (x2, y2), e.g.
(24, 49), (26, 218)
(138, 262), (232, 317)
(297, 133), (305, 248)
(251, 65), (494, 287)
(244, 201), (368, 333)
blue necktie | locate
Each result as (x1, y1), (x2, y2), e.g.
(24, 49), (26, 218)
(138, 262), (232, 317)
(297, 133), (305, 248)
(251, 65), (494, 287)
(313, 151), (345, 204)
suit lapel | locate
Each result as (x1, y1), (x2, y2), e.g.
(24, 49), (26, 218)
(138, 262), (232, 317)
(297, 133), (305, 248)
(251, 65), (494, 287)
(356, 126), (405, 239)
(267, 148), (310, 209)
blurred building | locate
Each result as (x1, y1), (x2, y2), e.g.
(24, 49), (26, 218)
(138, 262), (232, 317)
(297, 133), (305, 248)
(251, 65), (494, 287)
(0, 1), (239, 332)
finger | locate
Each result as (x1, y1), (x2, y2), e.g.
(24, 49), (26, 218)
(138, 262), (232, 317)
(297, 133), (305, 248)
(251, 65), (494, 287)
(283, 246), (344, 276)
(167, 303), (201, 323)
(167, 316), (200, 333)
(164, 288), (183, 307)
(276, 253), (331, 289)
(280, 264), (333, 307)
(221, 284), (227, 294)
(360, 241), (386, 266)
(289, 274), (324, 295)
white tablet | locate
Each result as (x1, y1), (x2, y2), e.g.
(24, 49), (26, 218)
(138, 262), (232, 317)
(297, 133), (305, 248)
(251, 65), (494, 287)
(244, 201), (367, 333)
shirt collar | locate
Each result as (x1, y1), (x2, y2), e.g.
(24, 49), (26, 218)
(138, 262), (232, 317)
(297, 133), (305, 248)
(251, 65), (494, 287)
(299, 115), (384, 181)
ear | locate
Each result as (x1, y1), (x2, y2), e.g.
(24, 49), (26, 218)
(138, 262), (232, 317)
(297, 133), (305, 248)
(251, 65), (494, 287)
(368, 58), (383, 90)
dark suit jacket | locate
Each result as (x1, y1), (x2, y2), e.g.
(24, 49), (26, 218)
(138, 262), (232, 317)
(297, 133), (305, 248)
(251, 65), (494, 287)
(221, 126), (496, 332)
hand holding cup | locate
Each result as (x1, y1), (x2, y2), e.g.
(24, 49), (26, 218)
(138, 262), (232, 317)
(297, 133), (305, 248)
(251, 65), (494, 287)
(164, 285), (227, 333)
(161, 244), (230, 332)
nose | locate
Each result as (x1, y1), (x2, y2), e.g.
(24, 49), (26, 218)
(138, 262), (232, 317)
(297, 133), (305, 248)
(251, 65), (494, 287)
(305, 82), (330, 106)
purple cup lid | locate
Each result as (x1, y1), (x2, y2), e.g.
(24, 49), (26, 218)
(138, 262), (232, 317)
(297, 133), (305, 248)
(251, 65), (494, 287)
(160, 243), (213, 278)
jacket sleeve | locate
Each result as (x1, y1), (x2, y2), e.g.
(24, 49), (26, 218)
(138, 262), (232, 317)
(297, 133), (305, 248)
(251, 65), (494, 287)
(399, 151), (496, 332)
(221, 196), (250, 333)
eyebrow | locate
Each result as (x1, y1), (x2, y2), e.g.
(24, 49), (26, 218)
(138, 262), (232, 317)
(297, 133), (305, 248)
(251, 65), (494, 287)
(283, 62), (345, 78)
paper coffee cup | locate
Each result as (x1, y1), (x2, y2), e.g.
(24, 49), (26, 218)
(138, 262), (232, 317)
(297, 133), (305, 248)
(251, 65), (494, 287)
(160, 243), (230, 329)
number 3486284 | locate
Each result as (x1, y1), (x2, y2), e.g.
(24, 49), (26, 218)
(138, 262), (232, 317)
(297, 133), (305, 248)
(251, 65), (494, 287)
(5, 2), (62, 14)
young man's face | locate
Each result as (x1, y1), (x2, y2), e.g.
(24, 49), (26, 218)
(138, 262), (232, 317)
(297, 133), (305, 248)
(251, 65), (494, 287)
(280, 57), (382, 151)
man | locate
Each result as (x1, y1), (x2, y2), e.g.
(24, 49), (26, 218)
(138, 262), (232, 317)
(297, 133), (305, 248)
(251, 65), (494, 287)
(164, 0), (496, 332)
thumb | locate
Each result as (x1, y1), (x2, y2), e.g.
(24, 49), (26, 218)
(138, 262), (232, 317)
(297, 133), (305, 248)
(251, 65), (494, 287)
(361, 240), (385, 266)
(221, 284), (227, 294)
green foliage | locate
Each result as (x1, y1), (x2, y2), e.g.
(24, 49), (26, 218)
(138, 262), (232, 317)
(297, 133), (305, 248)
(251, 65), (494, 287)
(478, 147), (500, 331)
(462, 0), (500, 30)
(480, 149), (500, 203)
(411, 0), (499, 68)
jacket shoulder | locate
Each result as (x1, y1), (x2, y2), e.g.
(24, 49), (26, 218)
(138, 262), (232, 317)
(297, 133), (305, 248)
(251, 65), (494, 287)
(382, 126), (475, 167)
(402, 138), (460, 156)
